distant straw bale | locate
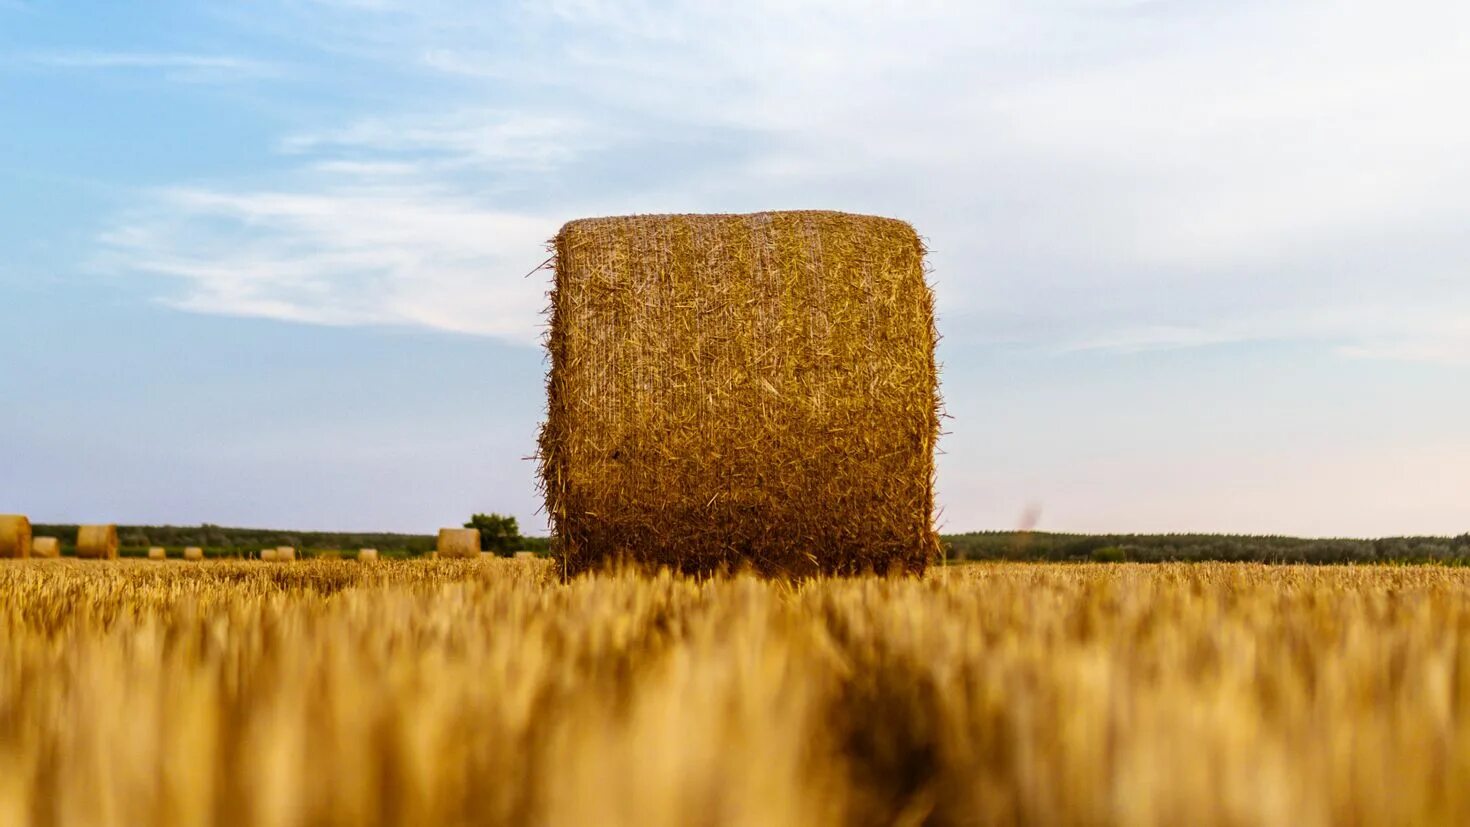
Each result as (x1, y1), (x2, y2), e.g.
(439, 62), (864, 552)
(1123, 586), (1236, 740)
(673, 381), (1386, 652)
(515, 551), (537, 560)
(358, 548), (379, 562)
(183, 546), (204, 561)
(33, 536), (60, 558)
(260, 549), (278, 562)
(437, 529), (480, 559)
(76, 525), (119, 560)
(276, 547), (297, 562)
(540, 211), (940, 577)
(147, 547), (166, 561)
(1, 516), (33, 559)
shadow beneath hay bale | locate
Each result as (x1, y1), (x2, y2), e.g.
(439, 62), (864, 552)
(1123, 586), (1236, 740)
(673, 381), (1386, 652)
(556, 544), (935, 581)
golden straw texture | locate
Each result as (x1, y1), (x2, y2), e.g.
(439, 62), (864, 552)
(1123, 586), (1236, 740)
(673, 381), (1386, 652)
(147, 547), (166, 561)
(183, 547), (204, 561)
(260, 549), (278, 562)
(277, 547), (297, 562)
(75, 525), (119, 560)
(437, 529), (480, 559)
(540, 211), (940, 576)
(358, 548), (379, 562)
(32, 537), (61, 558)
(1, 516), (33, 559)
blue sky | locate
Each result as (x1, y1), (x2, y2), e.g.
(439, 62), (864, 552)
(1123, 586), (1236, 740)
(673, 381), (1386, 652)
(2, 0), (1467, 537)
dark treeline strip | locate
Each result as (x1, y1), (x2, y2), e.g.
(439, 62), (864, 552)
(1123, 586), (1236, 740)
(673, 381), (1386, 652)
(31, 524), (551, 558)
(945, 531), (1470, 564)
(27, 524), (1470, 564)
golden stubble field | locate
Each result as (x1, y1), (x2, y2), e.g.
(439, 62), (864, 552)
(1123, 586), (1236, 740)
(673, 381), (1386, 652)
(2, 560), (1469, 827)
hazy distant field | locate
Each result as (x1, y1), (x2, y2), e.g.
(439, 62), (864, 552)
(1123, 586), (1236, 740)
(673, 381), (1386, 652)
(2, 559), (1468, 826)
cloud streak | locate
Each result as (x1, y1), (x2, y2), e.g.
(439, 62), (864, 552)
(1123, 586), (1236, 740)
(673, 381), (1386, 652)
(103, 0), (1470, 364)
(17, 50), (281, 80)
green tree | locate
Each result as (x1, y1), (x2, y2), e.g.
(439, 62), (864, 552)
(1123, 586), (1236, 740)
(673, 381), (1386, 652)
(465, 513), (522, 556)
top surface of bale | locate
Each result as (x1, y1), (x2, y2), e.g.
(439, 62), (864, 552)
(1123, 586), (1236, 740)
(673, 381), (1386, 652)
(541, 210), (939, 577)
(437, 528), (481, 559)
(0, 515), (32, 559)
(76, 524), (119, 560)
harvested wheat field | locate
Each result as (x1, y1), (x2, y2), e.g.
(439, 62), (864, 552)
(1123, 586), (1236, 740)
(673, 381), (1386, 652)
(1, 559), (1469, 826)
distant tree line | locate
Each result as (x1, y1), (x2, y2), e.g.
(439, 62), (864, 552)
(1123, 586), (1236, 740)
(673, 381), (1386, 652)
(25, 524), (1470, 564)
(31, 523), (551, 559)
(943, 531), (1470, 564)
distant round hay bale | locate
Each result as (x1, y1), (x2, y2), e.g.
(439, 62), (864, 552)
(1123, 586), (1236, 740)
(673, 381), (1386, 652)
(183, 546), (204, 561)
(514, 551), (537, 560)
(357, 548), (379, 562)
(147, 546), (167, 561)
(437, 529), (480, 559)
(276, 547), (297, 562)
(260, 548), (278, 562)
(541, 211), (940, 577)
(76, 525), (119, 560)
(0, 515), (32, 559)
(32, 536), (61, 558)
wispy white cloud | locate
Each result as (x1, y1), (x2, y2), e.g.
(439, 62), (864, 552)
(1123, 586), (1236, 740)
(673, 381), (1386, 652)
(17, 50), (280, 80)
(105, 187), (554, 342)
(104, 0), (1470, 365)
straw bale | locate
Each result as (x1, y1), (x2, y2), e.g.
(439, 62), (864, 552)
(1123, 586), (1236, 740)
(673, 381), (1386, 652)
(1, 516), (33, 558)
(437, 529), (480, 559)
(33, 536), (61, 558)
(183, 546), (204, 561)
(358, 548), (379, 562)
(76, 525), (119, 560)
(147, 547), (167, 561)
(260, 549), (278, 562)
(276, 547), (297, 562)
(515, 551), (537, 560)
(540, 211), (940, 576)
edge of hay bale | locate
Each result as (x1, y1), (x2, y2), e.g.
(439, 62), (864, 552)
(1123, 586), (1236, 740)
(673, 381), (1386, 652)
(1, 516), (34, 559)
(76, 524), (120, 560)
(260, 548), (278, 562)
(437, 528), (480, 559)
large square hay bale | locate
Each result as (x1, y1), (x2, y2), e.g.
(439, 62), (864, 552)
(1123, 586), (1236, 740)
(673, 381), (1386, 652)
(33, 536), (61, 558)
(76, 525), (119, 560)
(0, 515), (32, 559)
(437, 529), (480, 559)
(540, 211), (940, 576)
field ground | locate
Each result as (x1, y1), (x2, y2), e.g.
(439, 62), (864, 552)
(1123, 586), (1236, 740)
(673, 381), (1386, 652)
(2, 559), (1469, 826)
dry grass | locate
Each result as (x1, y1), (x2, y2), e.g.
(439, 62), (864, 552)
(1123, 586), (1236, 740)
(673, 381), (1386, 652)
(31, 538), (60, 559)
(1, 560), (1468, 826)
(75, 524), (119, 559)
(436, 528), (480, 559)
(540, 211), (940, 577)
(0, 515), (31, 559)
